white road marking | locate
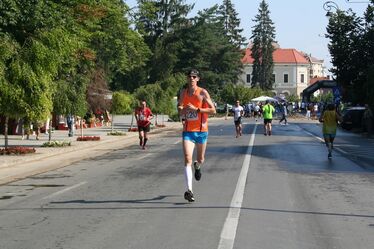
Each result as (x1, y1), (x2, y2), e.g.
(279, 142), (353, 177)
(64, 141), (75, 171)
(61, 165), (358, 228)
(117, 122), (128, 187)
(42, 181), (87, 200)
(138, 154), (151, 160)
(174, 140), (181, 145)
(302, 129), (348, 155)
(217, 124), (257, 249)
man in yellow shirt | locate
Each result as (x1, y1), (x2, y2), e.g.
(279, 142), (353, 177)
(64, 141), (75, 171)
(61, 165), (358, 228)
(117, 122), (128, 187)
(319, 103), (342, 159)
(262, 100), (275, 136)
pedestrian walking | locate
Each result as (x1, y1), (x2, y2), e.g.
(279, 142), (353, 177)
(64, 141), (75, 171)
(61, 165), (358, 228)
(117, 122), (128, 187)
(279, 102), (288, 125)
(232, 100), (244, 138)
(319, 103), (342, 159)
(262, 100), (275, 136)
(177, 69), (216, 202)
(67, 114), (75, 137)
(362, 104), (373, 138)
(32, 121), (41, 140)
(134, 100), (154, 150)
(254, 103), (260, 122)
(306, 104), (312, 120)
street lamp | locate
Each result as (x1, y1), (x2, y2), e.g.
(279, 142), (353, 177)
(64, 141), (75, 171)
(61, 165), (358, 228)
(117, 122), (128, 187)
(323, 1), (339, 16)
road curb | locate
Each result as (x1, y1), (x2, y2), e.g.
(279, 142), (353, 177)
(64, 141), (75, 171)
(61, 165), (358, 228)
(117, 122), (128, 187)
(0, 123), (182, 186)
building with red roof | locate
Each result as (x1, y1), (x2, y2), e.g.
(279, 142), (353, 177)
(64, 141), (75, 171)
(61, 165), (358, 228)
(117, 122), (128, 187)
(239, 43), (325, 98)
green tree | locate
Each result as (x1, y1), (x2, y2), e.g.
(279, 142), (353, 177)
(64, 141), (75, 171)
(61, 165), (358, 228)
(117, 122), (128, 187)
(0, 0), (82, 146)
(221, 83), (269, 104)
(111, 90), (135, 131)
(326, 9), (363, 103)
(135, 0), (193, 83)
(250, 0), (276, 90)
(218, 0), (246, 48)
(361, 1), (374, 108)
(175, 6), (244, 98)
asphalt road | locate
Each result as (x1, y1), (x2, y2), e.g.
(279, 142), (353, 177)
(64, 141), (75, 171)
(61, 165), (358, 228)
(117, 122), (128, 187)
(0, 118), (373, 249)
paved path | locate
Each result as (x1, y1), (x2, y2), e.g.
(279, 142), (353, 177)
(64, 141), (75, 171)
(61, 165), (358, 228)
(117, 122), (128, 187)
(0, 115), (180, 185)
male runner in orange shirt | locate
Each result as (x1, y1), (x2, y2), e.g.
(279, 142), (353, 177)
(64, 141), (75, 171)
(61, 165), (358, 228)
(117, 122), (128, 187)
(177, 69), (216, 202)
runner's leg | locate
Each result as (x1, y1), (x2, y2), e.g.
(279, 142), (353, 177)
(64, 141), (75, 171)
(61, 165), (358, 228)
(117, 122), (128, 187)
(183, 139), (195, 191)
(138, 129), (144, 147)
(196, 142), (207, 165)
(143, 128), (149, 149)
(268, 121), (272, 135)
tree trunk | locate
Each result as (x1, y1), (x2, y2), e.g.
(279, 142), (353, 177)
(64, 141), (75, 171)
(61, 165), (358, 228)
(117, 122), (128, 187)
(130, 113), (134, 130)
(48, 118), (52, 141)
(111, 114), (115, 132)
(80, 118), (84, 138)
(4, 116), (9, 148)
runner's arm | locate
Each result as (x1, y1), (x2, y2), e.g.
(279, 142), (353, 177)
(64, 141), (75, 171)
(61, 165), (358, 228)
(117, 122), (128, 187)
(200, 89), (216, 114)
(177, 90), (185, 115)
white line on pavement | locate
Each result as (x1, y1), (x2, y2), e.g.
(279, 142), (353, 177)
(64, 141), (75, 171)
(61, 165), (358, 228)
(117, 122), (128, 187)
(302, 128), (348, 155)
(42, 181), (87, 200)
(217, 124), (257, 249)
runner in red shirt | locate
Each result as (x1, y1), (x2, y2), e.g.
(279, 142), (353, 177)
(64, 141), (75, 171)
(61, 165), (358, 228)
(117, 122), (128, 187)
(134, 100), (153, 150)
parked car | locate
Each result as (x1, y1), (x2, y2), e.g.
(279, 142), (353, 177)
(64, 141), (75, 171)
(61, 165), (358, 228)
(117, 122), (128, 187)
(216, 103), (233, 114)
(340, 106), (365, 130)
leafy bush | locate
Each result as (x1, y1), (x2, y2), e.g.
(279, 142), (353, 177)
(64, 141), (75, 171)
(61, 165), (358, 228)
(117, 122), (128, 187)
(42, 141), (71, 147)
(107, 130), (126, 136)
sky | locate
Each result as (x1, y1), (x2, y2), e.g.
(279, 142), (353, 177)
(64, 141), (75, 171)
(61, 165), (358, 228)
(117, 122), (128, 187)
(124, 0), (370, 75)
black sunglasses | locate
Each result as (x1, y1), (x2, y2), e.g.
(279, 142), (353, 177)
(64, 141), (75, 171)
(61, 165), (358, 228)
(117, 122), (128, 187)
(188, 75), (197, 79)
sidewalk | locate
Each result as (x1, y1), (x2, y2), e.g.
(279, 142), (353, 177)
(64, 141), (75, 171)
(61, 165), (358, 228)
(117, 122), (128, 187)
(0, 116), (181, 185)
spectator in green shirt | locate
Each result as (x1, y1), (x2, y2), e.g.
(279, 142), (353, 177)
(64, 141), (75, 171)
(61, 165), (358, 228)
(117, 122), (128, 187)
(262, 100), (275, 136)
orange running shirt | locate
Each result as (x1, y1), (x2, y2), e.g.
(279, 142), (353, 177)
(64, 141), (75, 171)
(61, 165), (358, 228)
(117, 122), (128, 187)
(181, 87), (208, 132)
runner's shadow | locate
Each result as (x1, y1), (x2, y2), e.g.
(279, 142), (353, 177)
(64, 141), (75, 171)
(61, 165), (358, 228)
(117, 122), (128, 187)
(50, 195), (188, 205)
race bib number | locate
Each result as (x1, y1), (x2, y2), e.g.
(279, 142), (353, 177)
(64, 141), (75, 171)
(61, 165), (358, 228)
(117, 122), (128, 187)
(139, 114), (146, 121)
(186, 110), (198, 120)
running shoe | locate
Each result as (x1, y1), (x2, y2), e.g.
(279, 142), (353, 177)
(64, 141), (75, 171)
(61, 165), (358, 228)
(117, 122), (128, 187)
(194, 161), (201, 181)
(184, 190), (195, 202)
(328, 152), (332, 159)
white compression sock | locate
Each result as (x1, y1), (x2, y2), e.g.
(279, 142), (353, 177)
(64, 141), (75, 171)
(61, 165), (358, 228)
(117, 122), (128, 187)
(184, 165), (193, 191)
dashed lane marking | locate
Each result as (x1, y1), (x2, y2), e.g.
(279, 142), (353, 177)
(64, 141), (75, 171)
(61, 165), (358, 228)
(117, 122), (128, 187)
(42, 181), (87, 200)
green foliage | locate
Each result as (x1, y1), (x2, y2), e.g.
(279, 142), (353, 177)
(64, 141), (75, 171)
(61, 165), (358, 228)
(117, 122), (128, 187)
(286, 94), (300, 103)
(135, 0), (193, 83)
(107, 130), (126, 136)
(326, 1), (374, 105)
(111, 91), (134, 115)
(220, 84), (269, 104)
(218, 0), (246, 48)
(0, 0), (89, 122)
(42, 140), (71, 147)
(175, 6), (244, 96)
(133, 73), (185, 115)
(250, 0), (276, 90)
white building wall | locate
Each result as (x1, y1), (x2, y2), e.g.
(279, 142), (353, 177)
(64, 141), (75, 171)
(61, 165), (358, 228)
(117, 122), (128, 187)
(240, 63), (311, 98)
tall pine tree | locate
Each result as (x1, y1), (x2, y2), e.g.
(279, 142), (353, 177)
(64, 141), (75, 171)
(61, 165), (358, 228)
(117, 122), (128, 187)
(250, 0), (276, 90)
(218, 0), (246, 48)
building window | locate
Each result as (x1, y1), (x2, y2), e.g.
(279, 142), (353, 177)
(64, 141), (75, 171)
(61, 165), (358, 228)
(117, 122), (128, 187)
(246, 74), (251, 83)
(283, 74), (288, 83)
(301, 74), (305, 83)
